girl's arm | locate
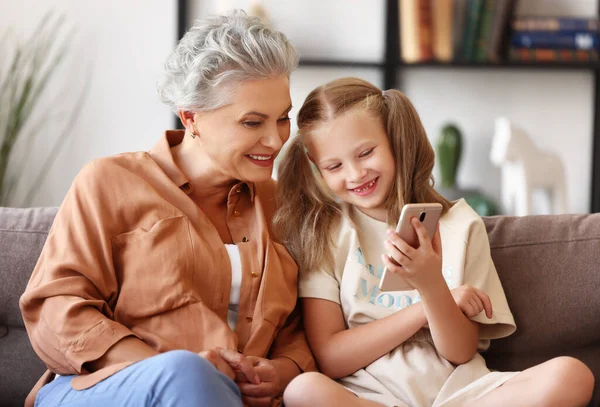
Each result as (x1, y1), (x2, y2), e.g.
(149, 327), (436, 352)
(302, 297), (427, 379)
(419, 279), (480, 365)
(383, 218), (479, 365)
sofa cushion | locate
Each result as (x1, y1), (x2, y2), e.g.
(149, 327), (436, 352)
(0, 326), (47, 406)
(0, 207), (57, 407)
(0, 207), (58, 328)
(483, 214), (600, 405)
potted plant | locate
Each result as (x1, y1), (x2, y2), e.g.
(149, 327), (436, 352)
(0, 12), (87, 207)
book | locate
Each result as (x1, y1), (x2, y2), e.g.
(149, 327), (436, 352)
(417, 0), (434, 61)
(509, 47), (598, 62)
(399, 0), (434, 63)
(475, 0), (496, 62)
(452, 0), (468, 61)
(487, 0), (518, 62)
(400, 0), (420, 62)
(511, 31), (599, 50)
(432, 0), (454, 62)
(512, 17), (599, 32)
(462, 0), (484, 61)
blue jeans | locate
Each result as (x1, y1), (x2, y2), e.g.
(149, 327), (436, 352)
(35, 350), (243, 407)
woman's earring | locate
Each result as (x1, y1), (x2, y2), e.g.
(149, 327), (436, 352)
(190, 132), (197, 139)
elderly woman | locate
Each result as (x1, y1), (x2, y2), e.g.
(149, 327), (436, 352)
(20, 10), (315, 407)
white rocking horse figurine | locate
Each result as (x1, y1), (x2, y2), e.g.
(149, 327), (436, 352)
(490, 117), (568, 216)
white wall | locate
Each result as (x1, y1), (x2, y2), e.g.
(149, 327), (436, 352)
(0, 0), (176, 207)
(190, 0), (597, 214)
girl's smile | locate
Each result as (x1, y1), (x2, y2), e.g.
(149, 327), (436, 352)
(307, 108), (395, 221)
(349, 177), (379, 196)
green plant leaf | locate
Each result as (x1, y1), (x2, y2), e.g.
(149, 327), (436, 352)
(0, 10), (82, 206)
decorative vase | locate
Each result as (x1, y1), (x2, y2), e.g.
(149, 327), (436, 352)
(436, 123), (463, 189)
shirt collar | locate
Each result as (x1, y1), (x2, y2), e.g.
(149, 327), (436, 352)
(149, 130), (255, 201)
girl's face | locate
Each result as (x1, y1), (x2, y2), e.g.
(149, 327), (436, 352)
(306, 108), (396, 221)
(193, 75), (292, 183)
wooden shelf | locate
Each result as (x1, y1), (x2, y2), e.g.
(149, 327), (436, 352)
(397, 61), (600, 71)
(299, 59), (385, 69)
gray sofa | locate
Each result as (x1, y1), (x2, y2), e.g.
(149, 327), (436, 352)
(1, 206), (599, 406)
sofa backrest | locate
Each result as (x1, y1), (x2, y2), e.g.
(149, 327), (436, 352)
(483, 213), (600, 406)
(0, 207), (58, 407)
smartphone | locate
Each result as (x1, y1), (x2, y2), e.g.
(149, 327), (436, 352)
(378, 203), (443, 292)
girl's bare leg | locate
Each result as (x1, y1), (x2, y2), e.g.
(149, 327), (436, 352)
(465, 357), (594, 407)
(284, 372), (389, 407)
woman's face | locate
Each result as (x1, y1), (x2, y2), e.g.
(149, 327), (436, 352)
(193, 75), (292, 183)
(307, 108), (396, 221)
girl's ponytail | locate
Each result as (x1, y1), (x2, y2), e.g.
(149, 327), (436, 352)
(382, 89), (452, 221)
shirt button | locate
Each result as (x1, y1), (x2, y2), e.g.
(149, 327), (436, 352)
(251, 271), (258, 278)
(242, 236), (248, 242)
(245, 316), (253, 323)
(233, 210), (240, 217)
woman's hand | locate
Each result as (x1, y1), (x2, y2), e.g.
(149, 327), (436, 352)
(235, 356), (281, 407)
(382, 217), (444, 293)
(198, 348), (259, 384)
(451, 285), (493, 319)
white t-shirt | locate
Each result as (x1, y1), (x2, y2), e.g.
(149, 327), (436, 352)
(299, 198), (515, 343)
(298, 199), (518, 406)
(224, 244), (242, 331)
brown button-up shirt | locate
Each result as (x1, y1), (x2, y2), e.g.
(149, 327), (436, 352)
(20, 130), (315, 403)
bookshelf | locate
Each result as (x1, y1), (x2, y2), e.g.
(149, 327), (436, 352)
(178, 0), (600, 213)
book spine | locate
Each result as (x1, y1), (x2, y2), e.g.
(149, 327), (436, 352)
(509, 47), (599, 61)
(512, 17), (599, 33)
(475, 0), (495, 61)
(487, 0), (516, 62)
(511, 32), (599, 50)
(452, 0), (468, 61)
(432, 0), (454, 62)
(417, 0), (434, 61)
(463, 0), (484, 61)
(400, 0), (421, 63)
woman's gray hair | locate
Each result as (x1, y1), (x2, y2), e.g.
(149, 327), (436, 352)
(157, 9), (299, 113)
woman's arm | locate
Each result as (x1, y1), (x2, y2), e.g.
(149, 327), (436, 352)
(19, 162), (145, 374)
(303, 298), (427, 379)
(85, 336), (158, 372)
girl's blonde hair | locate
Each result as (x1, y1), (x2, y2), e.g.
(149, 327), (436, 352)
(274, 77), (451, 273)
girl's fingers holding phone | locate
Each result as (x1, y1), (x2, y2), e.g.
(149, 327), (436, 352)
(411, 217), (433, 248)
(385, 229), (415, 258)
(382, 254), (406, 275)
(383, 240), (410, 267)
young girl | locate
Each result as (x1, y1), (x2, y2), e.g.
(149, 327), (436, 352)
(275, 77), (594, 407)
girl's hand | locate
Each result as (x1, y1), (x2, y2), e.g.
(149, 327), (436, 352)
(235, 356), (281, 407)
(382, 217), (444, 293)
(451, 285), (493, 319)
